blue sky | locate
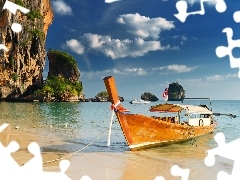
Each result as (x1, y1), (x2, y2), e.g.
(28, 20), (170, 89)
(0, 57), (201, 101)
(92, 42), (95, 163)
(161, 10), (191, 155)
(44, 0), (240, 100)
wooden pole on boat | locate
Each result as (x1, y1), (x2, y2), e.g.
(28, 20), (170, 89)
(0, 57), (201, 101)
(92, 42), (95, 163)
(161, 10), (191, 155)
(104, 76), (120, 146)
(103, 76), (120, 105)
(103, 76), (133, 146)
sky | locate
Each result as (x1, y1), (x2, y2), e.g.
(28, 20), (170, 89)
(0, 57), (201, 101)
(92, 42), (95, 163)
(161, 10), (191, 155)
(44, 0), (240, 100)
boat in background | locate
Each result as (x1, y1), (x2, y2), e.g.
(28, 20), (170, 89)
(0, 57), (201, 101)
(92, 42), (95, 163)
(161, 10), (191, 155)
(129, 99), (150, 104)
(103, 76), (217, 151)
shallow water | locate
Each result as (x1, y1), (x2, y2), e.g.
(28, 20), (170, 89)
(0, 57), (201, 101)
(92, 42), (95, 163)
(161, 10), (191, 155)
(0, 100), (239, 179)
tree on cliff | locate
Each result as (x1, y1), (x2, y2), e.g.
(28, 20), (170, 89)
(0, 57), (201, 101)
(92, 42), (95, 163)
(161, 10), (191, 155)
(42, 75), (82, 98)
(47, 49), (80, 81)
(168, 82), (185, 101)
(96, 91), (109, 98)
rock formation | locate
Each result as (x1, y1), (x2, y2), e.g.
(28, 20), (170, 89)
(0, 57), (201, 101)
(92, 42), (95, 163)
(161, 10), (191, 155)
(89, 90), (124, 102)
(168, 82), (185, 101)
(42, 49), (83, 102)
(141, 92), (159, 101)
(0, 0), (53, 100)
(47, 50), (81, 83)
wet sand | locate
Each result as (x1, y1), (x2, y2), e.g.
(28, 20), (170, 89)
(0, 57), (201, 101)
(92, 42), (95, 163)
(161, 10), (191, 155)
(0, 124), (71, 168)
(65, 151), (233, 180)
(0, 125), (233, 180)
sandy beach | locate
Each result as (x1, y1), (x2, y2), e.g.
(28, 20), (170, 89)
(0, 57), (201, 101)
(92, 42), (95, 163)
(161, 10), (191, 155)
(0, 124), (70, 168)
(0, 124), (233, 180)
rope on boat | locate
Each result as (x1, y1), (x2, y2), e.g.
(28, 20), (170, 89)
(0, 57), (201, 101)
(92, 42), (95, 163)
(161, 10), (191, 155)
(42, 120), (118, 164)
(179, 125), (197, 147)
(188, 125), (197, 147)
(107, 109), (115, 146)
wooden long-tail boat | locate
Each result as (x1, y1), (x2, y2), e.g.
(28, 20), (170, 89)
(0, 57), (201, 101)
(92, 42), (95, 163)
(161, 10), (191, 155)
(103, 76), (217, 151)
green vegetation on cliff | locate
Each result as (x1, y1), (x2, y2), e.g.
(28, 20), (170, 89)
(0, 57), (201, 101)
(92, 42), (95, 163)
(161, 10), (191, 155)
(15, 0), (24, 6)
(168, 82), (185, 101)
(96, 91), (108, 98)
(48, 49), (78, 70)
(34, 75), (82, 99)
(29, 29), (44, 38)
(27, 10), (43, 21)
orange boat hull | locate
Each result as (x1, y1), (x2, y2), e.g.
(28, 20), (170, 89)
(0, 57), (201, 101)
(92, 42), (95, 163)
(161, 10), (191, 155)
(103, 76), (216, 151)
(115, 111), (215, 151)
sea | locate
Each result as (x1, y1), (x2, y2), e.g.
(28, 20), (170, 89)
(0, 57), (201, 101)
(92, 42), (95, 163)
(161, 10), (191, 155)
(0, 100), (240, 179)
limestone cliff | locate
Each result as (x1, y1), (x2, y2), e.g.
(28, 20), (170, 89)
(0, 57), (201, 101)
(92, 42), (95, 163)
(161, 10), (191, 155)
(43, 49), (83, 102)
(0, 0), (53, 100)
(168, 82), (185, 101)
(47, 50), (80, 83)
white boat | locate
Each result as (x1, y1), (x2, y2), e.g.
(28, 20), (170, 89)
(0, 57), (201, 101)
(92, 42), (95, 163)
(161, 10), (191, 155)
(129, 99), (151, 104)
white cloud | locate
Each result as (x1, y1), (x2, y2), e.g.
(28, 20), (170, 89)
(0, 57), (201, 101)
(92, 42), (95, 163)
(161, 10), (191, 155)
(117, 13), (175, 39)
(206, 74), (238, 81)
(207, 75), (224, 81)
(166, 64), (197, 73)
(64, 13), (177, 59)
(177, 74), (238, 83)
(172, 34), (195, 46)
(177, 78), (202, 83)
(65, 39), (84, 54)
(173, 35), (187, 41)
(171, 46), (180, 50)
(82, 64), (197, 78)
(225, 74), (238, 78)
(176, 78), (216, 88)
(82, 33), (168, 59)
(52, 0), (72, 16)
(82, 67), (147, 78)
(125, 68), (147, 75)
(152, 65), (198, 73)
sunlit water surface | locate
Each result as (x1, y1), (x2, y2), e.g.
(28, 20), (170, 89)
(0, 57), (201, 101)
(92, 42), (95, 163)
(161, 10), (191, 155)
(0, 100), (239, 178)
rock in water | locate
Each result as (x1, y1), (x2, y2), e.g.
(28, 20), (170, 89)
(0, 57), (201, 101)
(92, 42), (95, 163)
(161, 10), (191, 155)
(141, 92), (159, 102)
(168, 82), (185, 101)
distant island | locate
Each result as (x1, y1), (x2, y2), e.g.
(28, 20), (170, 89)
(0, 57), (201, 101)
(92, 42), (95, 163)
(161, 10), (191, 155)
(140, 82), (185, 102)
(84, 91), (124, 102)
(168, 82), (185, 101)
(141, 92), (159, 102)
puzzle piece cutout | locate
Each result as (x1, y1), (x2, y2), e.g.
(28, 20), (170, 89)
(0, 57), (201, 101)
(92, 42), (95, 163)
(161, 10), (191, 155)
(155, 165), (190, 180)
(174, 0), (226, 22)
(0, 123), (9, 132)
(0, 123), (92, 180)
(204, 132), (240, 180)
(215, 11), (240, 78)
(233, 11), (240, 23)
(0, 0), (30, 51)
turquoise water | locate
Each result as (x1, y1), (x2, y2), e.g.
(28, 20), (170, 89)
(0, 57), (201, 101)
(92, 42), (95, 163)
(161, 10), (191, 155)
(1, 100), (240, 179)
(0, 100), (239, 154)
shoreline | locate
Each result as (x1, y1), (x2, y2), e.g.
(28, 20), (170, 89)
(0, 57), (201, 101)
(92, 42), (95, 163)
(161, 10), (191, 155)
(0, 124), (232, 180)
